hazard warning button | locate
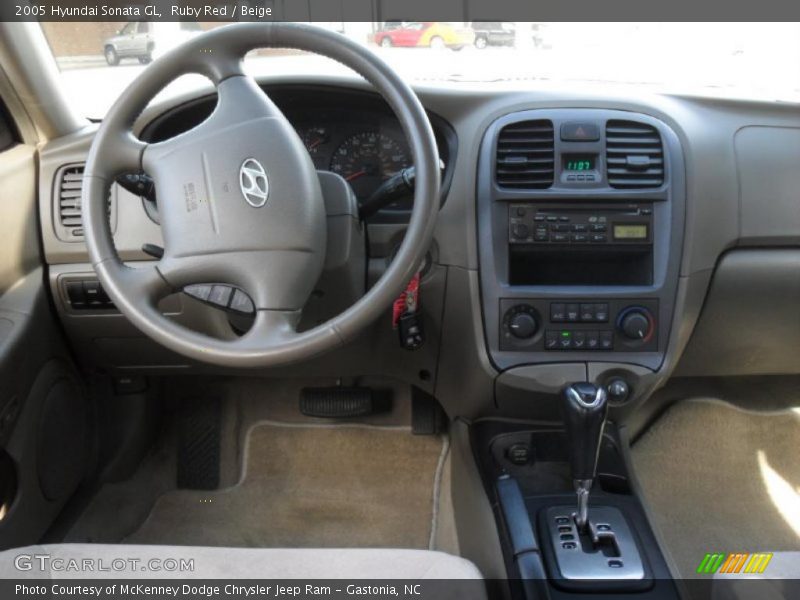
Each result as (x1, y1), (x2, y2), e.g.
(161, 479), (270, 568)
(560, 122), (600, 141)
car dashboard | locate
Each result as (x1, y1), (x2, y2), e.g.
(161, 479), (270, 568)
(36, 75), (800, 421)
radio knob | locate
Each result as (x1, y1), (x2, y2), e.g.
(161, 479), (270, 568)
(509, 311), (538, 339)
(511, 224), (530, 239)
(618, 308), (653, 341)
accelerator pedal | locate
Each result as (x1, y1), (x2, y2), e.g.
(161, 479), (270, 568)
(176, 397), (221, 490)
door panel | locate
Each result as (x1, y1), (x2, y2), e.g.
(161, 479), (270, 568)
(0, 113), (90, 549)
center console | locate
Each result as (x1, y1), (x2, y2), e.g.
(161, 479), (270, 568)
(474, 110), (686, 597)
(477, 109), (685, 372)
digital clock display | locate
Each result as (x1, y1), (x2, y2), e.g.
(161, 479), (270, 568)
(613, 224), (649, 240)
(563, 155), (595, 171)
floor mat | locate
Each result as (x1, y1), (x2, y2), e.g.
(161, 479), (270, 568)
(633, 400), (800, 578)
(125, 422), (446, 549)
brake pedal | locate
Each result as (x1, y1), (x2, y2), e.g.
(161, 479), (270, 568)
(299, 387), (375, 418)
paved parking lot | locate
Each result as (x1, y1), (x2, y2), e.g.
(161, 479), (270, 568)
(55, 27), (800, 118)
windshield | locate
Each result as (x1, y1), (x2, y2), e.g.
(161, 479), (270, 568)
(41, 22), (800, 118)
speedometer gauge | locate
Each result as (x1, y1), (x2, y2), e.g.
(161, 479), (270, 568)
(329, 132), (410, 199)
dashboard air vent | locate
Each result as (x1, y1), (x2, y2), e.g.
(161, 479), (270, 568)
(57, 165), (85, 236)
(495, 120), (554, 189)
(55, 164), (113, 240)
(605, 120), (664, 188)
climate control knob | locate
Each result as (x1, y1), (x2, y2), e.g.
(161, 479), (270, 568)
(618, 308), (654, 341)
(509, 312), (537, 339)
(503, 305), (539, 340)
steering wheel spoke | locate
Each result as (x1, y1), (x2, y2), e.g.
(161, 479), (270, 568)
(237, 309), (300, 348)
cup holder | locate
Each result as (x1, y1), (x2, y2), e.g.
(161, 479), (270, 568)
(0, 449), (18, 522)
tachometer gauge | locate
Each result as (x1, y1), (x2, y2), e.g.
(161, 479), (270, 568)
(329, 131), (410, 199)
(300, 126), (331, 156)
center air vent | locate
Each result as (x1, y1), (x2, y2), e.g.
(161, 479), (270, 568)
(55, 164), (114, 241)
(495, 120), (554, 189)
(605, 120), (664, 188)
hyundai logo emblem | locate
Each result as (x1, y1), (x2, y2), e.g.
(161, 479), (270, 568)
(239, 158), (269, 208)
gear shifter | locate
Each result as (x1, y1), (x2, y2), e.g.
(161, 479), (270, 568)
(561, 382), (608, 531)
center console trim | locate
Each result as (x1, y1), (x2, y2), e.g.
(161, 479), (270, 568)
(477, 108), (686, 371)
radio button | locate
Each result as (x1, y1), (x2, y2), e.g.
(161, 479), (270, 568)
(534, 214), (545, 222)
(572, 224), (588, 232)
(546, 216), (558, 222)
(534, 232), (549, 242)
(590, 234), (607, 243)
(552, 223), (570, 232)
(571, 233), (589, 243)
(559, 216), (570, 222)
(590, 224), (607, 232)
(553, 233), (569, 243)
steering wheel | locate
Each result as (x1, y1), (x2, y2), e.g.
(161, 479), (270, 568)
(82, 23), (440, 368)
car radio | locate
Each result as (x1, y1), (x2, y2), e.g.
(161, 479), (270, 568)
(508, 203), (653, 246)
(506, 202), (655, 287)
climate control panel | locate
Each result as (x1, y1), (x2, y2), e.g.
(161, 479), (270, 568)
(499, 298), (658, 353)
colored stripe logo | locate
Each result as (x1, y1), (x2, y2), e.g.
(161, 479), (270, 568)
(696, 552), (773, 575)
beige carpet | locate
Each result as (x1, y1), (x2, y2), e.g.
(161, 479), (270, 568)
(125, 423), (446, 549)
(633, 399), (800, 578)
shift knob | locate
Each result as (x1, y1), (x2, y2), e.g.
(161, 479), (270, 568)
(562, 382), (608, 481)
